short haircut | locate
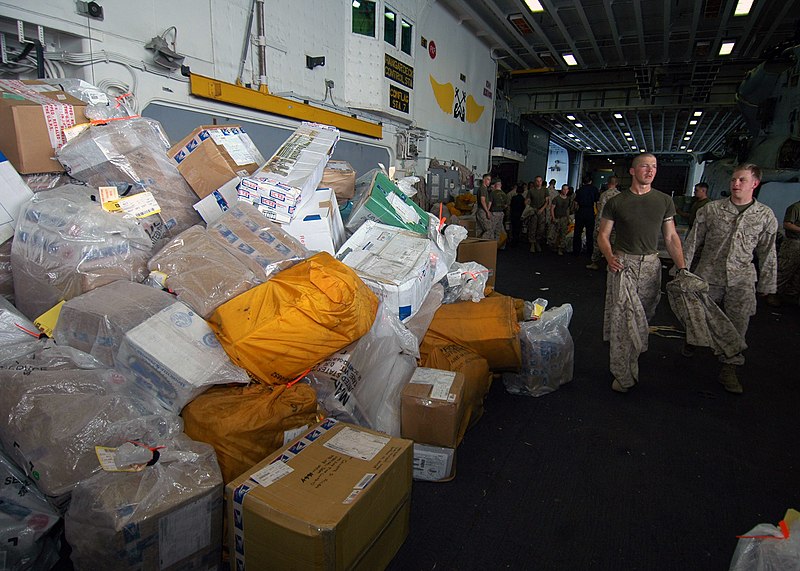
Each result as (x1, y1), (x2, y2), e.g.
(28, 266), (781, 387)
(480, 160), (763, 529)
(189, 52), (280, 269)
(735, 163), (762, 181)
(631, 152), (656, 167)
(695, 182), (709, 192)
(483, 173), (492, 179)
(608, 176), (619, 184)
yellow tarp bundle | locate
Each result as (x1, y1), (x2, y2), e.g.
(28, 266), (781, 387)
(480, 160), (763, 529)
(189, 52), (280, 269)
(208, 251), (379, 385)
(420, 294), (522, 371)
(421, 344), (493, 429)
(182, 382), (318, 484)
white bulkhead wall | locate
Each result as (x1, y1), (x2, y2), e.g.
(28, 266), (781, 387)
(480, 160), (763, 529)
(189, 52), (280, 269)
(0, 0), (496, 174)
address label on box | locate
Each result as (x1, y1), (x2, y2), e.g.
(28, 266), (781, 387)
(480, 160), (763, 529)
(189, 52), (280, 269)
(324, 427), (389, 461)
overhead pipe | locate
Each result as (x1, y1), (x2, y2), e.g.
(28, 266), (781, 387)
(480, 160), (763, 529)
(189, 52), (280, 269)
(255, 0), (268, 93)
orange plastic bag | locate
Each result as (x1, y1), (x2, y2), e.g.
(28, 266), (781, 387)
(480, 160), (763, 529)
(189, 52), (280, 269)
(182, 382), (319, 483)
(208, 252), (378, 384)
(420, 295), (521, 371)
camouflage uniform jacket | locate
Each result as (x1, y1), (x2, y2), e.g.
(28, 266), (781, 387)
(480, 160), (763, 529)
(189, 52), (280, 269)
(683, 198), (778, 294)
(595, 188), (621, 222)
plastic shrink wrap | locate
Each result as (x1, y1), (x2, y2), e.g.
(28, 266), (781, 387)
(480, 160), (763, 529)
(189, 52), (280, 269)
(503, 304), (575, 397)
(439, 261), (489, 304)
(65, 433), (223, 571)
(52, 280), (177, 367)
(209, 251), (378, 385)
(0, 240), (12, 301)
(115, 301), (251, 413)
(182, 382), (318, 484)
(55, 117), (202, 237)
(147, 203), (310, 318)
(0, 296), (40, 346)
(0, 449), (62, 571)
(10, 185), (152, 320)
(0, 349), (181, 507)
(304, 301), (418, 436)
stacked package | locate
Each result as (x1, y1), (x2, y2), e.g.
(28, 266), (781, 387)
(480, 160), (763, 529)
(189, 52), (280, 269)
(237, 122), (339, 223)
(168, 124), (265, 199)
(56, 116), (203, 237)
(65, 434), (223, 570)
(0, 450), (62, 571)
(147, 202), (309, 318)
(10, 185), (153, 320)
(347, 168), (430, 235)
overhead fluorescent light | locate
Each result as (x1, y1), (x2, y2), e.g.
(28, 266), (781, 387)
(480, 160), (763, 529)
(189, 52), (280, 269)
(568, 134), (576, 138)
(352, 0), (360, 7)
(562, 53), (578, 66)
(614, 113), (623, 119)
(597, 149), (602, 152)
(687, 148), (693, 152)
(680, 145), (686, 150)
(719, 41), (735, 55)
(623, 131), (631, 136)
(386, 10), (395, 21)
(626, 137), (633, 141)
(575, 123), (583, 128)
(630, 146), (637, 150)
(684, 136), (691, 140)
(734, 0), (754, 16)
(689, 119), (698, 125)
(567, 114), (576, 120)
(693, 111), (703, 116)
(585, 146), (592, 150)
(524, 0), (545, 12)
(639, 148), (645, 152)
(686, 131), (693, 135)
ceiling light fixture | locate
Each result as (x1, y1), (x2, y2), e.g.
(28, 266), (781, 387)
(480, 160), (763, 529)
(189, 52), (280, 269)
(524, 0), (545, 13)
(693, 111), (703, 116)
(686, 131), (693, 135)
(684, 136), (691, 140)
(567, 114), (576, 120)
(563, 53), (578, 66)
(352, 0), (360, 7)
(680, 145), (686, 150)
(719, 41), (735, 55)
(689, 120), (698, 125)
(598, 149), (603, 153)
(687, 149), (693, 152)
(575, 123), (583, 128)
(614, 113), (623, 119)
(734, 0), (754, 16)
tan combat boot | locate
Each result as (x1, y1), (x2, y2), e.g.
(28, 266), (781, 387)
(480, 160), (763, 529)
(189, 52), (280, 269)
(718, 364), (743, 394)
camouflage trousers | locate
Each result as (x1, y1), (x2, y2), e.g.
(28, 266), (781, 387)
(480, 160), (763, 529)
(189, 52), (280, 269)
(553, 217), (570, 251)
(477, 210), (503, 240)
(707, 283), (756, 365)
(777, 239), (800, 297)
(591, 223), (615, 264)
(603, 253), (661, 388)
(526, 209), (546, 246)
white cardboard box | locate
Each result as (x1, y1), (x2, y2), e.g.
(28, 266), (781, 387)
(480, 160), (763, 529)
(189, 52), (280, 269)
(336, 220), (437, 321)
(116, 302), (250, 412)
(238, 122), (338, 223)
(280, 187), (345, 255)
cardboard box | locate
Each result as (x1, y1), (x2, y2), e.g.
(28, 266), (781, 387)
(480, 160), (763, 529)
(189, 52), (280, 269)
(116, 301), (250, 412)
(346, 169), (429, 235)
(227, 419), (412, 570)
(0, 79), (87, 173)
(457, 237), (498, 286)
(280, 186), (345, 255)
(321, 160), (356, 200)
(401, 368), (468, 448)
(412, 443), (456, 482)
(239, 122), (339, 222)
(169, 125), (264, 199)
(337, 220), (437, 321)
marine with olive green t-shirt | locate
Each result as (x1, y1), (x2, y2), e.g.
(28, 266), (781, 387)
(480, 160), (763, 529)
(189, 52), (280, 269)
(601, 188), (676, 255)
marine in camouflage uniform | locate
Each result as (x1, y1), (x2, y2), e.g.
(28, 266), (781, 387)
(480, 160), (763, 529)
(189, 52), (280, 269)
(774, 200), (800, 303)
(525, 177), (549, 252)
(682, 164), (778, 393)
(587, 177), (621, 269)
(598, 153), (686, 393)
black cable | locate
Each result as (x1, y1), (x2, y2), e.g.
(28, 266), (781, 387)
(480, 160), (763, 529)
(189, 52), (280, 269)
(34, 40), (44, 78)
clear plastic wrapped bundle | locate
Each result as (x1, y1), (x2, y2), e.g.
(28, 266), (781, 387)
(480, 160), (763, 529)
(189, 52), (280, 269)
(440, 261), (490, 304)
(0, 364), (181, 506)
(0, 449), (62, 571)
(147, 203), (310, 318)
(65, 433), (223, 571)
(39, 78), (135, 120)
(0, 240), (12, 301)
(52, 280), (177, 367)
(304, 301), (419, 436)
(503, 304), (575, 397)
(0, 296), (40, 346)
(55, 117), (202, 236)
(10, 184), (153, 320)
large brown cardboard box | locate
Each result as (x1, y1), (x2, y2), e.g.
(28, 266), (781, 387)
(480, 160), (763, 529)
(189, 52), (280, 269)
(168, 125), (264, 198)
(227, 419), (412, 570)
(457, 237), (497, 286)
(401, 368), (468, 448)
(320, 160), (356, 200)
(0, 80), (87, 173)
